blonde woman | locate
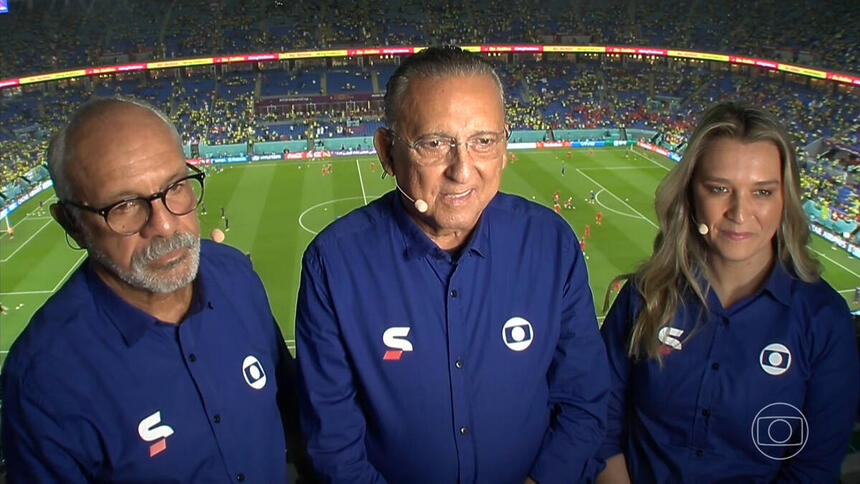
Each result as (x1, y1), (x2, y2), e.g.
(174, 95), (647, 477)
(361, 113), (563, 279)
(597, 102), (858, 483)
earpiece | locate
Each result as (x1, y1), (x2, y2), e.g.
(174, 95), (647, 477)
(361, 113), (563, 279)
(51, 203), (86, 248)
(51, 203), (77, 233)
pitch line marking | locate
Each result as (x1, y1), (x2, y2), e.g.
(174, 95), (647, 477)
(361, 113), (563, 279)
(51, 253), (87, 292)
(0, 290), (53, 295)
(356, 159), (368, 206)
(580, 165), (665, 170)
(0, 253), (86, 296)
(298, 196), (382, 235)
(576, 168), (658, 229)
(630, 147), (673, 171)
(594, 190), (640, 219)
(812, 249), (859, 278)
(1, 219), (54, 263)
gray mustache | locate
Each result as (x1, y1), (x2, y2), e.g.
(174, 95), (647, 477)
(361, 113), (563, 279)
(133, 232), (199, 267)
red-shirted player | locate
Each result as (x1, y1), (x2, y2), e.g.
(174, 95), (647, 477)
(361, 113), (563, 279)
(370, 161), (376, 172)
(580, 238), (586, 253)
(553, 202), (561, 214)
(596, 211), (603, 225)
(584, 224), (591, 239)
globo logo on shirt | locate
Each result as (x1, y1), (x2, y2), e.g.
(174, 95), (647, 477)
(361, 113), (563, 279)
(242, 355), (267, 389)
(759, 343), (792, 376)
(502, 317), (534, 351)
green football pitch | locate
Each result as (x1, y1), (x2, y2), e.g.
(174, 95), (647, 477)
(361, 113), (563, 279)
(1, 146), (858, 367)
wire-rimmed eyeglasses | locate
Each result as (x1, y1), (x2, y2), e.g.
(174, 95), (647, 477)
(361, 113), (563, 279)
(387, 127), (510, 166)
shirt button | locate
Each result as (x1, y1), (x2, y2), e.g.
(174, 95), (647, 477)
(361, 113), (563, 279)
(701, 408), (711, 417)
(459, 426), (468, 435)
(455, 360), (463, 369)
(711, 362), (720, 370)
(450, 289), (458, 298)
(236, 473), (245, 481)
(696, 449), (704, 457)
(189, 353), (197, 362)
(214, 414), (221, 423)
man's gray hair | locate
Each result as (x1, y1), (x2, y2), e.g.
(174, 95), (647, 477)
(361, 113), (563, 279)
(383, 46), (505, 131)
(47, 97), (182, 202)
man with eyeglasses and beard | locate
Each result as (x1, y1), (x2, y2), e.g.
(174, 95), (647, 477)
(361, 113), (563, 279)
(295, 46), (609, 483)
(1, 98), (310, 482)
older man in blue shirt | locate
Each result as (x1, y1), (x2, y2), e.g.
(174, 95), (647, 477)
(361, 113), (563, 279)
(295, 46), (609, 483)
(1, 98), (309, 482)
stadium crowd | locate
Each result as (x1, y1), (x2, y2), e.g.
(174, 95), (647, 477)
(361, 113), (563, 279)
(0, 0), (858, 222)
(0, 0), (857, 80)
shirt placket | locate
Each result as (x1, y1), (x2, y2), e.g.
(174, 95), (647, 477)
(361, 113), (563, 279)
(689, 309), (726, 461)
(434, 250), (477, 483)
(176, 314), (235, 480)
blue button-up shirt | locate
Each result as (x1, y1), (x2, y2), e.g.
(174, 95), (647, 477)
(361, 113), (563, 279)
(296, 191), (609, 484)
(2, 240), (296, 483)
(599, 263), (859, 483)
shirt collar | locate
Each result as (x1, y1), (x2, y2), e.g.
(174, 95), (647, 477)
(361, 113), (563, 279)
(704, 260), (794, 315)
(759, 260), (793, 307)
(390, 190), (491, 260)
(85, 257), (212, 347)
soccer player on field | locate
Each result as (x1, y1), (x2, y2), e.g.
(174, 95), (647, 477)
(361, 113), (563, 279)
(596, 211), (603, 225)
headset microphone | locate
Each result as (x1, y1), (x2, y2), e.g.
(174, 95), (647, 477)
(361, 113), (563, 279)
(395, 183), (429, 213)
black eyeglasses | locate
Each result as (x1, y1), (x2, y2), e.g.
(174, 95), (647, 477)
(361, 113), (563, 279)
(62, 163), (206, 236)
(387, 127), (510, 166)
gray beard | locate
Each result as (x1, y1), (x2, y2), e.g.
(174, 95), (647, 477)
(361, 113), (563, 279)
(86, 231), (201, 294)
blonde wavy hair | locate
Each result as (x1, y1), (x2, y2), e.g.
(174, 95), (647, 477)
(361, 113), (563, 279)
(610, 101), (820, 362)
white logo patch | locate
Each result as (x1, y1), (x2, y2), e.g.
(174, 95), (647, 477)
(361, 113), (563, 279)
(138, 411), (174, 457)
(657, 326), (684, 353)
(502, 317), (533, 351)
(759, 343), (791, 376)
(242, 355), (267, 390)
(382, 327), (413, 360)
